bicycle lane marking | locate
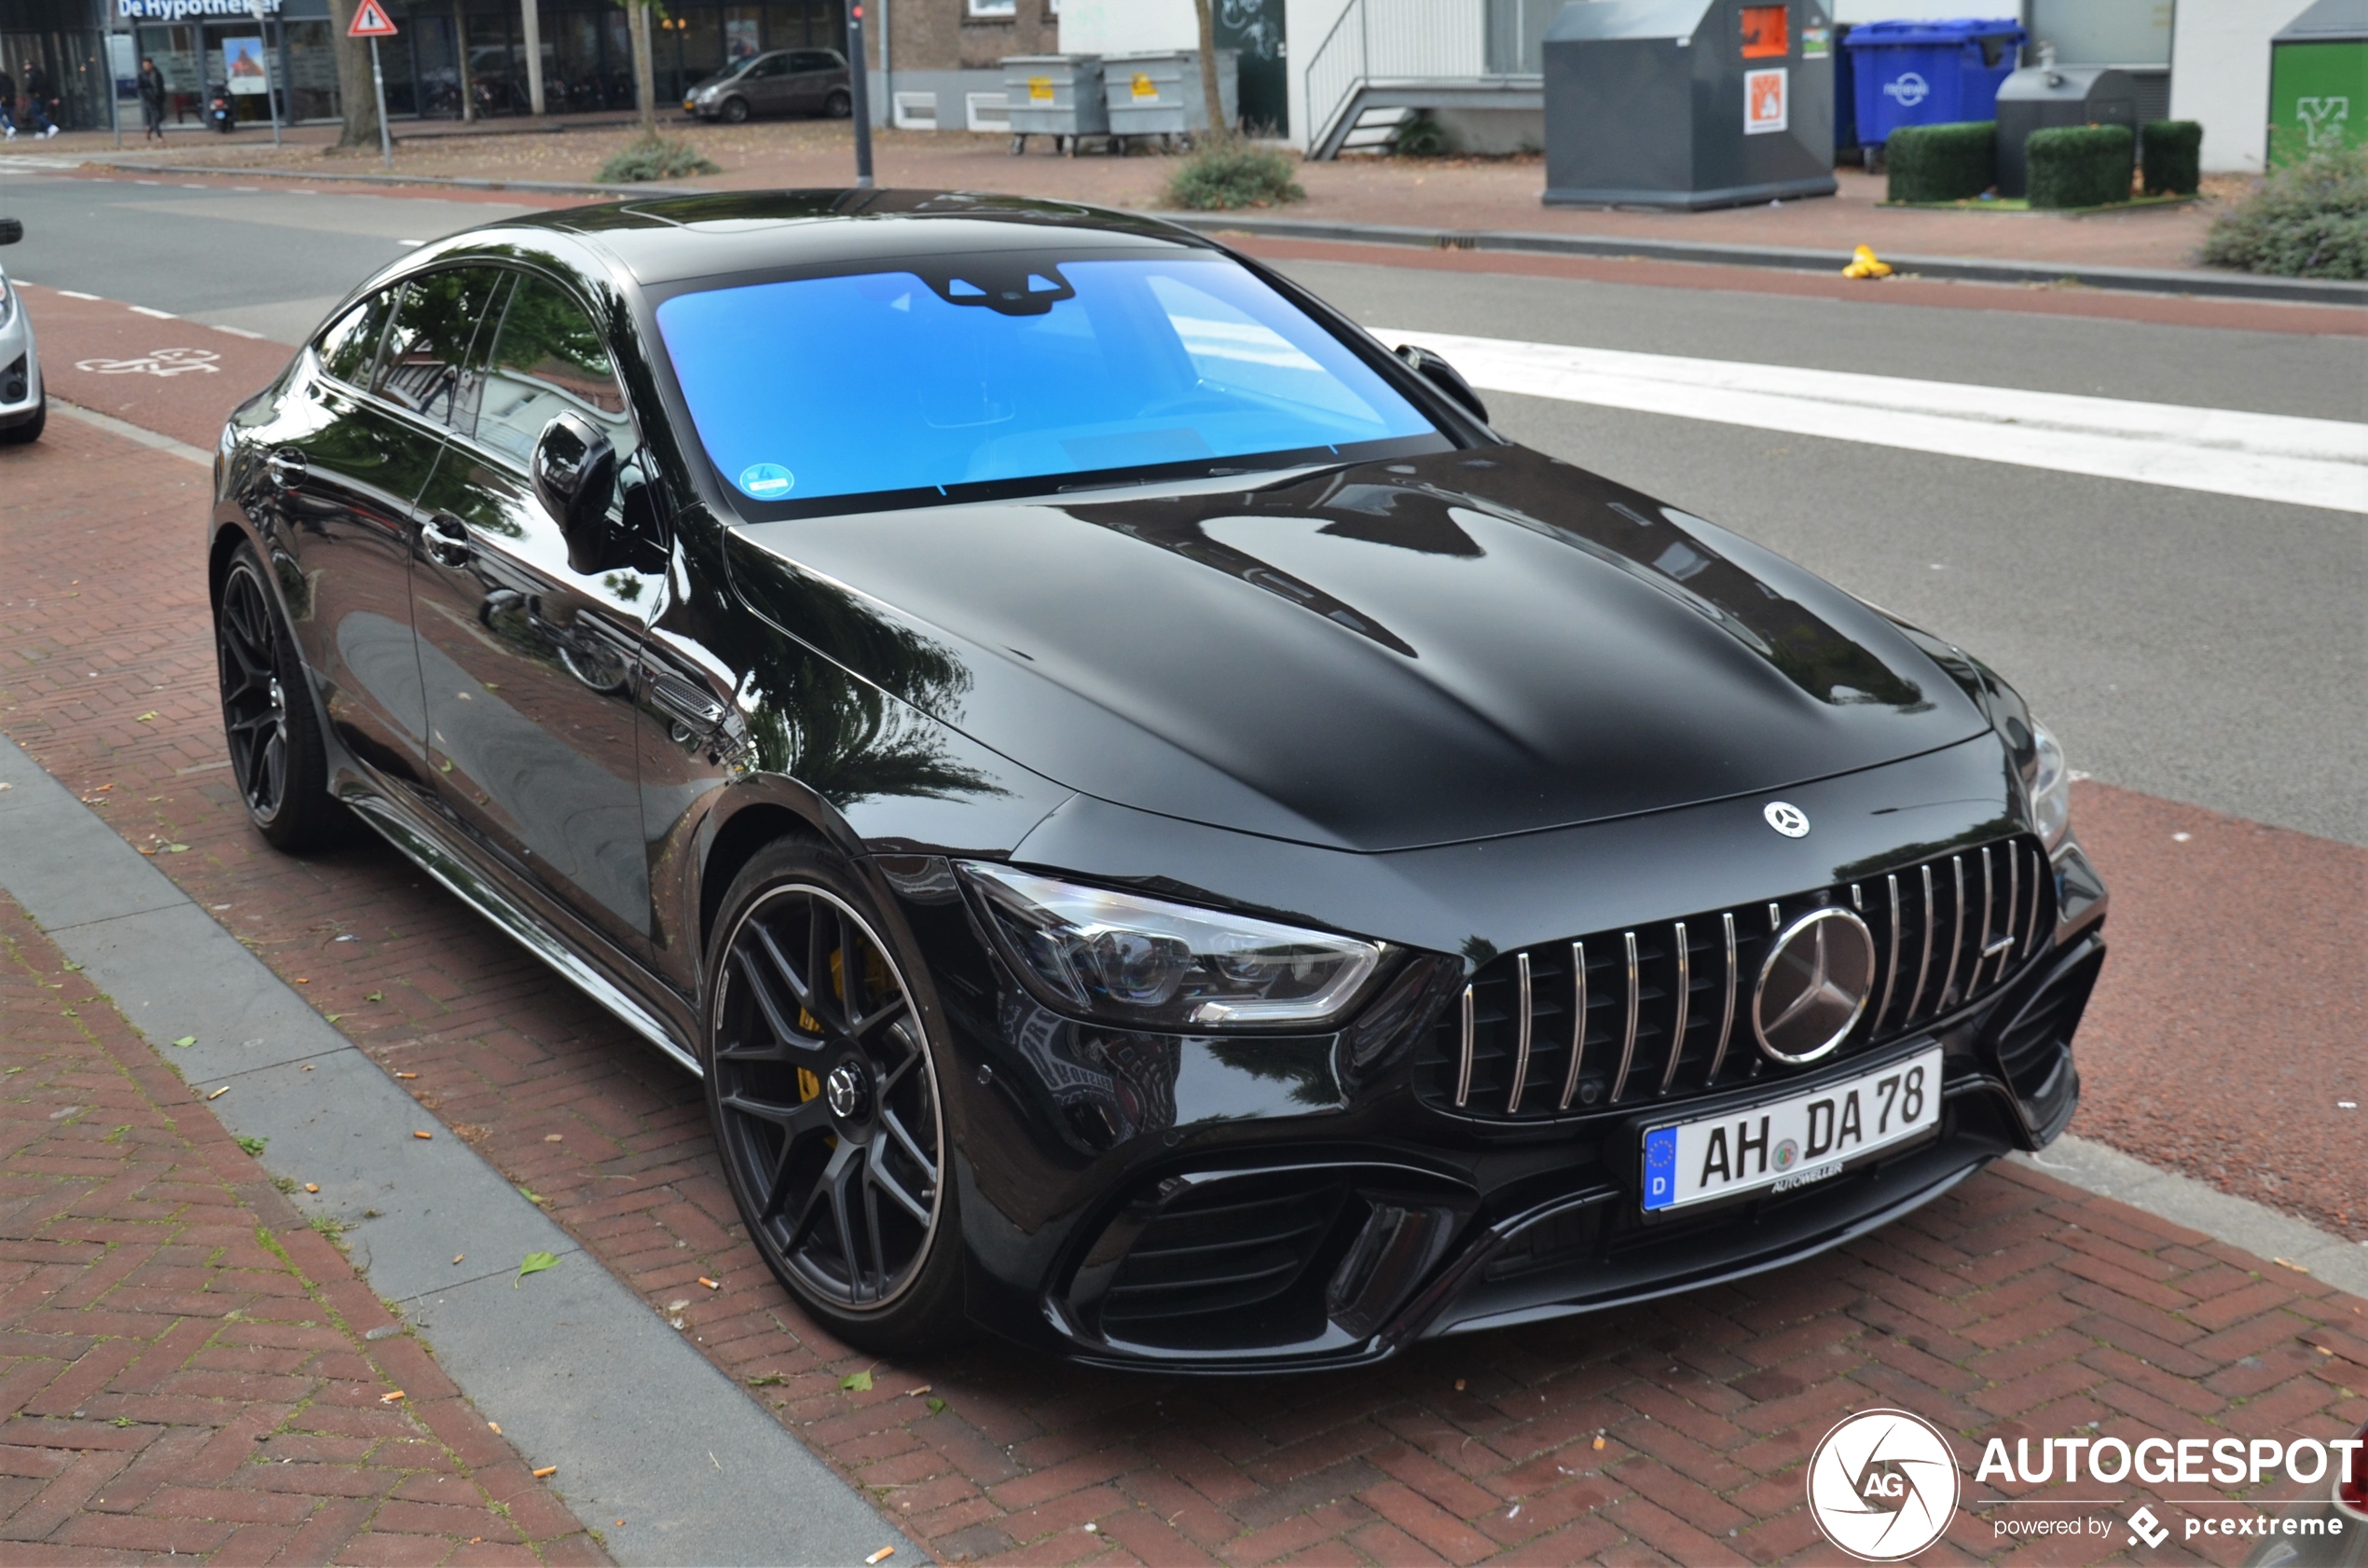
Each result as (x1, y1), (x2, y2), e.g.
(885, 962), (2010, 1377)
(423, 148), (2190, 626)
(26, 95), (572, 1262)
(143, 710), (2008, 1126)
(12, 281), (291, 449)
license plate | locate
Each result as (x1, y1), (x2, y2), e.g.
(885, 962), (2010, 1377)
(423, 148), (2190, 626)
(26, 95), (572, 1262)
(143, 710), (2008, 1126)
(1641, 1047), (1942, 1213)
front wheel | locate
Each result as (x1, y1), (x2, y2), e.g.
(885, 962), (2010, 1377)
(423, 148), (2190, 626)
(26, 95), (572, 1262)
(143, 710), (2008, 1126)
(823, 88), (851, 119)
(704, 840), (966, 1353)
(214, 542), (342, 850)
(0, 393), (41, 445)
(720, 95), (750, 124)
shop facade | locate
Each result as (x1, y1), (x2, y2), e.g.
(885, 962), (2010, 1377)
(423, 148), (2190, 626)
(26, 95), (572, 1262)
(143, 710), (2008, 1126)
(120, 0), (340, 126)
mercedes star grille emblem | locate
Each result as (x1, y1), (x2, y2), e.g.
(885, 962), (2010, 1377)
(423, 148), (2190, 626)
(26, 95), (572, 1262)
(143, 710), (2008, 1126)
(1754, 907), (1877, 1066)
(1764, 801), (1810, 838)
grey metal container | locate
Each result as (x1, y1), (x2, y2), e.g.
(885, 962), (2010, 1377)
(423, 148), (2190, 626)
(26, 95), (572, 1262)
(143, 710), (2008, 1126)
(1103, 49), (1239, 138)
(1544, 0), (1838, 211)
(1002, 55), (1108, 149)
(1993, 65), (2136, 198)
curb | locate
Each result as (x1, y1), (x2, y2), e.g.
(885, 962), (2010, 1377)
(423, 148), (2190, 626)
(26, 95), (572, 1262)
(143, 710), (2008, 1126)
(1155, 211), (2368, 308)
(83, 154), (710, 200)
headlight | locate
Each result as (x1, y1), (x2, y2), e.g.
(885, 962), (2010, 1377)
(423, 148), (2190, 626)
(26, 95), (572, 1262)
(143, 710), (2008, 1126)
(0, 277), (14, 332)
(2028, 719), (2071, 852)
(958, 862), (1384, 1029)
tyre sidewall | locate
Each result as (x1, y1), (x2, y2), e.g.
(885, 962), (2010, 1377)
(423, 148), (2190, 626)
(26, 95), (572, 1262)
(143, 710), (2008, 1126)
(216, 541), (339, 850)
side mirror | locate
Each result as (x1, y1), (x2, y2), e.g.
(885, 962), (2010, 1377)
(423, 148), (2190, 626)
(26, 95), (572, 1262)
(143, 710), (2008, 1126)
(1395, 344), (1489, 425)
(0, 218), (22, 246)
(531, 411), (618, 575)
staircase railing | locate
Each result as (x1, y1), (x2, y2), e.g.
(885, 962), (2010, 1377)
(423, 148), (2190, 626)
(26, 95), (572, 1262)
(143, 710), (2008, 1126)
(1303, 0), (1489, 158)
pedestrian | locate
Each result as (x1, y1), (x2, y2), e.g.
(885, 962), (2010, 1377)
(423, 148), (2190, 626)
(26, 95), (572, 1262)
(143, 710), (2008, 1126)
(0, 65), (16, 140)
(21, 59), (59, 138)
(138, 56), (167, 142)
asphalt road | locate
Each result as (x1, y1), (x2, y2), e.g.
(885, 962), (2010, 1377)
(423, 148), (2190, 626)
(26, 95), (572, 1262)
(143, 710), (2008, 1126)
(2, 172), (2361, 848)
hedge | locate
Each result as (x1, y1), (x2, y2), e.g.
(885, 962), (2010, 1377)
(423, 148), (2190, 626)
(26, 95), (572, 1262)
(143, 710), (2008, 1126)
(2028, 124), (2134, 210)
(2141, 119), (2203, 196)
(1886, 121), (1995, 203)
(2199, 144), (2368, 278)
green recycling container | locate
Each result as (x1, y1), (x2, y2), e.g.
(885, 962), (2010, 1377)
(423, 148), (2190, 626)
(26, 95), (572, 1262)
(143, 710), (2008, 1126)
(2269, 0), (2368, 167)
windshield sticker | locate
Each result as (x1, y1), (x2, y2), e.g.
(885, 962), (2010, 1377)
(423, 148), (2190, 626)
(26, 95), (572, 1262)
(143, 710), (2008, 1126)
(737, 462), (796, 499)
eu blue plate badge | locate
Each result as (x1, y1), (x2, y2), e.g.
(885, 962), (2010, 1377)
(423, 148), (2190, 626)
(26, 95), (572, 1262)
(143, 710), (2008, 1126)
(737, 462), (795, 499)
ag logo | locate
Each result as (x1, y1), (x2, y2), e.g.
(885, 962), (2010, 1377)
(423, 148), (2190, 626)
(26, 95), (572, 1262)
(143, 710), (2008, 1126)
(1807, 1410), (1960, 1561)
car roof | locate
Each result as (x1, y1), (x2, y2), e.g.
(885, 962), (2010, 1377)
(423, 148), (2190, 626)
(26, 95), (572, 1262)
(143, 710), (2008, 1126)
(489, 189), (1211, 288)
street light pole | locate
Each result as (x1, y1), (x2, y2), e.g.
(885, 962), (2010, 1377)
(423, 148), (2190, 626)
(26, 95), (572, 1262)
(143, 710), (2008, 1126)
(369, 36), (392, 170)
(250, 0), (282, 148)
(847, 0), (874, 189)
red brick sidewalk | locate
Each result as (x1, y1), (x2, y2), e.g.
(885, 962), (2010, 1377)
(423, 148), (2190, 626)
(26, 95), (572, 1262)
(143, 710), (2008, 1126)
(0, 887), (606, 1564)
(4, 413), (2363, 1565)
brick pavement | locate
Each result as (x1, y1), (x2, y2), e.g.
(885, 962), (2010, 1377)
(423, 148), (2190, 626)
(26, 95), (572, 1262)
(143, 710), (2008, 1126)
(4, 409), (2364, 1565)
(0, 882), (608, 1565)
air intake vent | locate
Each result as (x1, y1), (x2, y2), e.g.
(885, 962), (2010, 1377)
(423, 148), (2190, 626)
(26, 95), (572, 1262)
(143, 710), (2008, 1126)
(1420, 837), (2054, 1123)
(1096, 1170), (1352, 1349)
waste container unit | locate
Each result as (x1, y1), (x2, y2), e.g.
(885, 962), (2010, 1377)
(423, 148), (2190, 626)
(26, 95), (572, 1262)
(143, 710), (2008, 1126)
(2269, 0), (2368, 167)
(1993, 64), (2137, 197)
(1003, 55), (1108, 154)
(1545, 0), (1838, 210)
(1103, 50), (1238, 144)
(1843, 17), (2025, 156)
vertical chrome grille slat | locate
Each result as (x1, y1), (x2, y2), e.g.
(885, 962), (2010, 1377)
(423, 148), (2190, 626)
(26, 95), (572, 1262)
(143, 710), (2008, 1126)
(1907, 862), (1937, 1021)
(1705, 913), (1738, 1085)
(1609, 931), (1641, 1104)
(2021, 842), (2046, 956)
(2003, 846), (2021, 977)
(1558, 940), (1588, 1110)
(1507, 952), (1535, 1114)
(1871, 872), (1901, 1034)
(1937, 854), (1966, 1010)
(1659, 921), (1690, 1093)
(1453, 984), (1475, 1109)
(1976, 846), (1997, 987)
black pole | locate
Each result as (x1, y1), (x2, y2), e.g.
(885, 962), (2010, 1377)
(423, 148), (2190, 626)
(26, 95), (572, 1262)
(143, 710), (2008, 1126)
(847, 0), (874, 188)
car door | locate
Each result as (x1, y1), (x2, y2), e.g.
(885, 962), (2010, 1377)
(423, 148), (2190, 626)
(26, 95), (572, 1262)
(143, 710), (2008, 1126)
(741, 51), (791, 115)
(406, 267), (667, 959)
(253, 282), (455, 788)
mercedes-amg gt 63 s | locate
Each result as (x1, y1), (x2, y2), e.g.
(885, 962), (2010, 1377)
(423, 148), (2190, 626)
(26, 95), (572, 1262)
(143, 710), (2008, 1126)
(210, 191), (2105, 1369)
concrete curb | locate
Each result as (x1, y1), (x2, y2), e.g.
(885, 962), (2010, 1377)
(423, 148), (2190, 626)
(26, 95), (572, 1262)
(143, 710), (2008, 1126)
(2014, 1135), (2368, 1298)
(1158, 211), (2368, 309)
(0, 731), (922, 1568)
(83, 155), (709, 200)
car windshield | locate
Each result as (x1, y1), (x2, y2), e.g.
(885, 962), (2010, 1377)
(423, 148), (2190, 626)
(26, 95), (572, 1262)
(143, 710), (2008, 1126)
(654, 252), (1447, 510)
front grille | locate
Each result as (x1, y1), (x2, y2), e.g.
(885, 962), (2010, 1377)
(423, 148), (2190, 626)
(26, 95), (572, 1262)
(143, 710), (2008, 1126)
(1097, 1170), (1352, 1346)
(1419, 836), (2055, 1123)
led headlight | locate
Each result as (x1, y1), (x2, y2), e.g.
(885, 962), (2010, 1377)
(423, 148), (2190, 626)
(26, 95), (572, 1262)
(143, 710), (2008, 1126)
(0, 276), (15, 332)
(958, 861), (1384, 1029)
(2027, 718), (2071, 852)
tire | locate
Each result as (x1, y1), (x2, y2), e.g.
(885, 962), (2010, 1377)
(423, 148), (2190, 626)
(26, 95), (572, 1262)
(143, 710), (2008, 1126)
(704, 839), (967, 1353)
(213, 542), (343, 851)
(0, 393), (40, 445)
(721, 95), (750, 124)
(824, 89), (851, 119)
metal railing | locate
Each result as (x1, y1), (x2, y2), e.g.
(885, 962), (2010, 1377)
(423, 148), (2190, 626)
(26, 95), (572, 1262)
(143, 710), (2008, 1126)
(1302, 0), (1488, 157)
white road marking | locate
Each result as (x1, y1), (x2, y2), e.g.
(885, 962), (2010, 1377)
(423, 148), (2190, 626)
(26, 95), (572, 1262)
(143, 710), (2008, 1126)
(129, 304), (177, 320)
(209, 323), (268, 339)
(1372, 327), (2368, 516)
(56, 289), (100, 300)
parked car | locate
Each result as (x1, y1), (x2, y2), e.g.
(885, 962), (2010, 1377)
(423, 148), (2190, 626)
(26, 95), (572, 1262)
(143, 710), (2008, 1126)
(207, 191), (2105, 1368)
(0, 215), (43, 445)
(683, 48), (851, 122)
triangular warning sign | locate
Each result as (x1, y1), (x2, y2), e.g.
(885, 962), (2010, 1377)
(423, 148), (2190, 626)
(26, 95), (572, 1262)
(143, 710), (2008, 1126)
(348, 0), (398, 38)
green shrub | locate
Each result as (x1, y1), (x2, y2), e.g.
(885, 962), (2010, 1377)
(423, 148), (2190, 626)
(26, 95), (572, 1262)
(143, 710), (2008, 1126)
(2141, 119), (2202, 196)
(1164, 141), (1306, 210)
(2199, 144), (2368, 279)
(1394, 113), (1449, 158)
(597, 133), (721, 184)
(2027, 123), (2134, 209)
(1886, 120), (1995, 202)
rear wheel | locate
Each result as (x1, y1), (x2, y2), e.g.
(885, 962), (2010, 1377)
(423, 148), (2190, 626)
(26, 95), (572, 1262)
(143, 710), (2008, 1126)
(704, 840), (966, 1352)
(721, 94), (750, 124)
(823, 88), (851, 119)
(214, 543), (341, 850)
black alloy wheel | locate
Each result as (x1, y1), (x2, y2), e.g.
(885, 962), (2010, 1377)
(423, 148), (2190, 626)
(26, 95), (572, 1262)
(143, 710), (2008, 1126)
(824, 89), (851, 119)
(706, 842), (964, 1349)
(214, 543), (339, 850)
(721, 94), (750, 124)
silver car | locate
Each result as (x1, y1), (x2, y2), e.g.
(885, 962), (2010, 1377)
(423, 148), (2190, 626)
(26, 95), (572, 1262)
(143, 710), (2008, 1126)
(0, 215), (43, 445)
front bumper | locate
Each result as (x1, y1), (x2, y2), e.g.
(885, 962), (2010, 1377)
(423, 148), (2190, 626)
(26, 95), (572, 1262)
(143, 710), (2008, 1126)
(0, 309), (39, 428)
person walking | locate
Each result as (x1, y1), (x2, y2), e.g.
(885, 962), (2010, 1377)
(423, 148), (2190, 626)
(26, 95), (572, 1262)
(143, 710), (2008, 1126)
(0, 65), (17, 139)
(138, 57), (168, 142)
(21, 59), (60, 138)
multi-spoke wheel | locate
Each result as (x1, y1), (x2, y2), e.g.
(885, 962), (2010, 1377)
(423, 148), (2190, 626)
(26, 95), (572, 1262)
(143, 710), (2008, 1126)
(706, 843), (965, 1347)
(214, 543), (339, 851)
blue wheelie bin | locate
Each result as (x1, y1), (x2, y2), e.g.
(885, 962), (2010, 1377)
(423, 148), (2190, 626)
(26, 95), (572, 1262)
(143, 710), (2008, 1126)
(1844, 18), (2025, 160)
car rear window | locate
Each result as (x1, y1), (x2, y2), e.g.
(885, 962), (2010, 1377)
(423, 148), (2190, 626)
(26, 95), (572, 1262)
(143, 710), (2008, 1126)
(654, 253), (1446, 510)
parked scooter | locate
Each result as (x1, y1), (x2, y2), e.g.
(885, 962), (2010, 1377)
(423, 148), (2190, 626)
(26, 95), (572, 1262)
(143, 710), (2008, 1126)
(206, 84), (236, 132)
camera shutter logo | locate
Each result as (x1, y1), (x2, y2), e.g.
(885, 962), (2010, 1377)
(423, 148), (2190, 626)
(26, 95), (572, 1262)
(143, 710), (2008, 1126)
(1807, 1409), (1961, 1561)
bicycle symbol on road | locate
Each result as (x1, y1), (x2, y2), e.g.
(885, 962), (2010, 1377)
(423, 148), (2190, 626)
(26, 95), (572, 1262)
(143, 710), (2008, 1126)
(73, 347), (222, 378)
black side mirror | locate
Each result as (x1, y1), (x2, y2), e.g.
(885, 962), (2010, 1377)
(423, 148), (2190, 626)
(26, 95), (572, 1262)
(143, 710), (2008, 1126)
(0, 218), (22, 246)
(531, 411), (618, 574)
(1395, 344), (1489, 424)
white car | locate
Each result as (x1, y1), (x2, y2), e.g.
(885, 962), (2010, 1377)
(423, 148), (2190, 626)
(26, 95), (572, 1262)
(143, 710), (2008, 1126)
(0, 216), (45, 445)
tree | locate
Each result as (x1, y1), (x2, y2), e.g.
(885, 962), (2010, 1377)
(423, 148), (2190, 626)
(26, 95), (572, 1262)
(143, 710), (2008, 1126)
(324, 0), (379, 152)
(1191, 0), (1226, 142)
(624, 0), (657, 133)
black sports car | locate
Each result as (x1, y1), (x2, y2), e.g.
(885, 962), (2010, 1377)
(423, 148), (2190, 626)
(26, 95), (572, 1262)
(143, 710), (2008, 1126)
(209, 190), (2105, 1370)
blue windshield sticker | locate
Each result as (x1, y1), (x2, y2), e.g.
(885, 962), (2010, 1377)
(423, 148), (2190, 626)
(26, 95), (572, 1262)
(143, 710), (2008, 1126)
(737, 462), (796, 499)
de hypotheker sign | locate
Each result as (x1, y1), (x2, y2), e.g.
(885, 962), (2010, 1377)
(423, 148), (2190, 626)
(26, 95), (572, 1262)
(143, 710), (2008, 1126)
(117, 0), (283, 18)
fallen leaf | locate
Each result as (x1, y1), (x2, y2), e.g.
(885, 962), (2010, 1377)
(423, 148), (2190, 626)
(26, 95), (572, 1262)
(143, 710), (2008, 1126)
(161, 844), (187, 853)
(2276, 1259), (2311, 1273)
(413, 1130), (433, 1140)
(300, 1064), (314, 1071)
(532, 1465), (557, 1479)
(1453, 1379), (1466, 1391)
(171, 1036), (195, 1048)
(516, 1250), (559, 1287)
(519, 1186), (544, 1204)
(907, 1385), (931, 1398)
(616, 1520), (626, 1528)
(698, 1276), (720, 1291)
(543, 1133), (562, 1142)
(304, 1183), (319, 1193)
(926, 1396), (945, 1414)
(135, 711), (158, 722)
(395, 1071), (417, 1080)
(867, 1548), (895, 1564)
(379, 1390), (405, 1404)
(365, 991), (384, 1003)
(841, 1369), (874, 1393)
(62, 960), (82, 972)
(295, 977), (310, 984)
(206, 1086), (228, 1100)
(453, 1253), (464, 1264)
(744, 1374), (787, 1387)
(326, 1014), (343, 1023)
(488, 1422), (501, 1434)
(1592, 1436), (1606, 1451)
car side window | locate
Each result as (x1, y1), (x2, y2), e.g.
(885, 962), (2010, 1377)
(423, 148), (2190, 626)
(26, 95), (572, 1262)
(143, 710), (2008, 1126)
(374, 267), (506, 431)
(791, 51), (833, 73)
(316, 288), (397, 388)
(474, 272), (634, 467)
(747, 54), (788, 77)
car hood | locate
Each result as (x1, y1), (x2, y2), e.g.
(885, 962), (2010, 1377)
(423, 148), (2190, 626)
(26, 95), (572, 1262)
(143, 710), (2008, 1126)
(726, 447), (1990, 853)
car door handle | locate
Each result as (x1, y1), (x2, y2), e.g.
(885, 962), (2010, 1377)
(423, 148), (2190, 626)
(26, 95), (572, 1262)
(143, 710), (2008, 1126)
(425, 514), (472, 568)
(265, 449), (307, 488)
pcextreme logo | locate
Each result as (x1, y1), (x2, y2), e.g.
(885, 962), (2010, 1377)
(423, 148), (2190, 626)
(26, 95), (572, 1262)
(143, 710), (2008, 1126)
(1807, 1410), (1962, 1561)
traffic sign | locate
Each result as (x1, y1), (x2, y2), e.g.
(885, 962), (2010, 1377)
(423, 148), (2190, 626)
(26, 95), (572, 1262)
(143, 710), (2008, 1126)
(348, 0), (397, 38)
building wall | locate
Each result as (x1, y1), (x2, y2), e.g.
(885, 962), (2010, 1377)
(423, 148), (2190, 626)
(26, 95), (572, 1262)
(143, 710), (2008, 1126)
(1056, 0), (1199, 55)
(872, 0), (1057, 128)
(2170, 0), (2317, 172)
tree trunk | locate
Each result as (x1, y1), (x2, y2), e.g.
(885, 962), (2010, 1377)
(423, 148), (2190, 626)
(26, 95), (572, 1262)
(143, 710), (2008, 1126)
(456, 0), (475, 123)
(1192, 0), (1225, 142)
(629, 0), (655, 133)
(324, 0), (380, 150)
